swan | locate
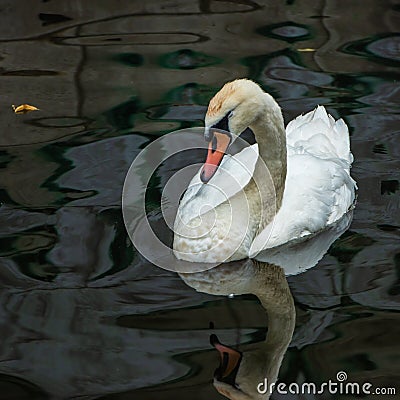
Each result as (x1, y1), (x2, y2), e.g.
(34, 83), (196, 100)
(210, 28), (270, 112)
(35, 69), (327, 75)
(173, 79), (356, 263)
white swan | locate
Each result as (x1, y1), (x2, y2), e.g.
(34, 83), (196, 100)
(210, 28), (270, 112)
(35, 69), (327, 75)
(173, 79), (356, 263)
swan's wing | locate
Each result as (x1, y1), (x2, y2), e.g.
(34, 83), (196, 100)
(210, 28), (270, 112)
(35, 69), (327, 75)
(253, 211), (353, 275)
(250, 106), (357, 257)
(176, 144), (258, 225)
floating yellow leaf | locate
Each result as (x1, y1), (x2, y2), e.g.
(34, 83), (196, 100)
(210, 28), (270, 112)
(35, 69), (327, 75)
(297, 48), (316, 52)
(12, 104), (40, 114)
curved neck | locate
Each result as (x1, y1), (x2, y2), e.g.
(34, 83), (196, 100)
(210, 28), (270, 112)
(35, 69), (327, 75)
(252, 262), (295, 350)
(248, 262), (295, 397)
(249, 96), (287, 212)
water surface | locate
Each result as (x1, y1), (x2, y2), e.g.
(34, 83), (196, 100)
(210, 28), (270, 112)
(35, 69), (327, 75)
(0, 1), (399, 399)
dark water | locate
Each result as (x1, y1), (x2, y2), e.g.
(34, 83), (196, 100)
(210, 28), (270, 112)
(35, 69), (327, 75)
(0, 1), (399, 399)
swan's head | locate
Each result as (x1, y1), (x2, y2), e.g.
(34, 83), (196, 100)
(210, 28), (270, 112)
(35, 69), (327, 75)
(210, 334), (277, 400)
(201, 79), (271, 183)
(205, 79), (267, 135)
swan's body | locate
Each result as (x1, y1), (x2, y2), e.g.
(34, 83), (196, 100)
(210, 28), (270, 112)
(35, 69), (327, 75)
(173, 79), (356, 263)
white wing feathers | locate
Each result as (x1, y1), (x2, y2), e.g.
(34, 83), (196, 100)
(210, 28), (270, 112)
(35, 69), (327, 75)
(251, 106), (357, 258)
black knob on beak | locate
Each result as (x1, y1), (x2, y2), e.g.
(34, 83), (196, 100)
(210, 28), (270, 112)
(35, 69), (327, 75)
(204, 127), (213, 142)
(205, 113), (230, 142)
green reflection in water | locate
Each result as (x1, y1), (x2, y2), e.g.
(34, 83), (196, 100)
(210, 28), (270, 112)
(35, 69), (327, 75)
(328, 231), (375, 264)
(112, 52), (144, 67)
(159, 49), (221, 70)
(340, 34), (400, 67)
(103, 96), (141, 130)
(12, 225), (59, 282)
(163, 82), (217, 105)
(89, 208), (135, 281)
(38, 143), (83, 206)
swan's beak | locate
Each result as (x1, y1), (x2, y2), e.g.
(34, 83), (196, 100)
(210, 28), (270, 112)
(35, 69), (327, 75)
(210, 334), (242, 385)
(200, 131), (231, 183)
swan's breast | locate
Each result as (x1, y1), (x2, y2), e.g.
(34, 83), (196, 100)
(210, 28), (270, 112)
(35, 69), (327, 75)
(173, 145), (261, 263)
(173, 182), (262, 263)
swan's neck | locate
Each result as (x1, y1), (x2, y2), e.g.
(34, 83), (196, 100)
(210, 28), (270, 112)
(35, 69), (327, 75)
(249, 95), (287, 212)
(252, 262), (295, 362)
(260, 293), (295, 353)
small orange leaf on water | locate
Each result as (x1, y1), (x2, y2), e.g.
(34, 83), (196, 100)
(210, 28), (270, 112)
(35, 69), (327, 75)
(12, 104), (40, 114)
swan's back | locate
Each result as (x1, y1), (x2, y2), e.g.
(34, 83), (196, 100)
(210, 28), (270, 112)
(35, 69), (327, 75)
(251, 106), (357, 259)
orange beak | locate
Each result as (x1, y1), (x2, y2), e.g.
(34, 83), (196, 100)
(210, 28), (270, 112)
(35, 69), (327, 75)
(200, 131), (231, 183)
(210, 334), (242, 383)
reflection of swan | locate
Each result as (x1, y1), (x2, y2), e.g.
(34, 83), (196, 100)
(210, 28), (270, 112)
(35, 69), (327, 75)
(181, 260), (295, 400)
(173, 79), (356, 263)
(179, 214), (352, 399)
